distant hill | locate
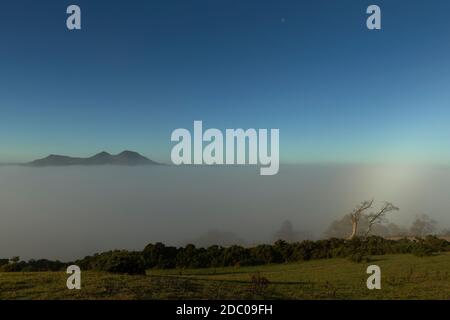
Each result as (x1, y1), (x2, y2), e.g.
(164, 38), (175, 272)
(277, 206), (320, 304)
(27, 151), (159, 167)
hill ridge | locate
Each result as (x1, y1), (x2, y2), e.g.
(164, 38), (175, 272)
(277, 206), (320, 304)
(27, 151), (159, 167)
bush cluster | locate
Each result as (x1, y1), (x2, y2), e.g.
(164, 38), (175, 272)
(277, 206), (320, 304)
(75, 250), (146, 275)
(0, 259), (67, 272)
(2, 236), (448, 274)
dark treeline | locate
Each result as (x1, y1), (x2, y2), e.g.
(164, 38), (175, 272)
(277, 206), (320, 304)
(0, 257), (66, 272)
(1, 236), (449, 275)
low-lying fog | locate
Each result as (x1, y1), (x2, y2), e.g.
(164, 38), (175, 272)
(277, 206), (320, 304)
(1, 164), (450, 261)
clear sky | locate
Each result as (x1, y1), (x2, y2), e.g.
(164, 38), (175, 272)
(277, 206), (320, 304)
(1, 0), (450, 164)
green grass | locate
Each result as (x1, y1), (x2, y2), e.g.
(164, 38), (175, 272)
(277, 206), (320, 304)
(1, 253), (450, 300)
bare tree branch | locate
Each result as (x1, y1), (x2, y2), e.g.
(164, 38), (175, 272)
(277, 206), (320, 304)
(364, 202), (399, 237)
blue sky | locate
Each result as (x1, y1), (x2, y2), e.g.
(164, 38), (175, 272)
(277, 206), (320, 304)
(1, 0), (450, 164)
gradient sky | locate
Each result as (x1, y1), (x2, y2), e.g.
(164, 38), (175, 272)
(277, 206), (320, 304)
(1, 0), (450, 164)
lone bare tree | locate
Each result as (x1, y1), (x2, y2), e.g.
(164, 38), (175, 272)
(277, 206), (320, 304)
(409, 214), (437, 237)
(348, 200), (399, 239)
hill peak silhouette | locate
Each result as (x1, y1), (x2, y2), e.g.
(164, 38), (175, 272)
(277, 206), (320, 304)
(27, 151), (159, 167)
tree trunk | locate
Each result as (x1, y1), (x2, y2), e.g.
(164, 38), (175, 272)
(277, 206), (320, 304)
(364, 225), (372, 238)
(349, 219), (358, 239)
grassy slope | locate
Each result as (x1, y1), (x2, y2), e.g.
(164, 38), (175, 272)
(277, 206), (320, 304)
(1, 253), (450, 300)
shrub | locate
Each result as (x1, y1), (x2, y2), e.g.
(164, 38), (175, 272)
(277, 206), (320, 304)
(423, 235), (448, 252)
(142, 242), (178, 269)
(291, 240), (316, 261)
(412, 242), (434, 257)
(76, 250), (146, 275)
(250, 245), (282, 264)
(348, 252), (371, 263)
(222, 245), (252, 267)
(0, 262), (26, 272)
(176, 245), (209, 268)
(101, 251), (146, 275)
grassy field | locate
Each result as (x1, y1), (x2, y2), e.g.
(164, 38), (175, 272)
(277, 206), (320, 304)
(1, 253), (450, 300)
